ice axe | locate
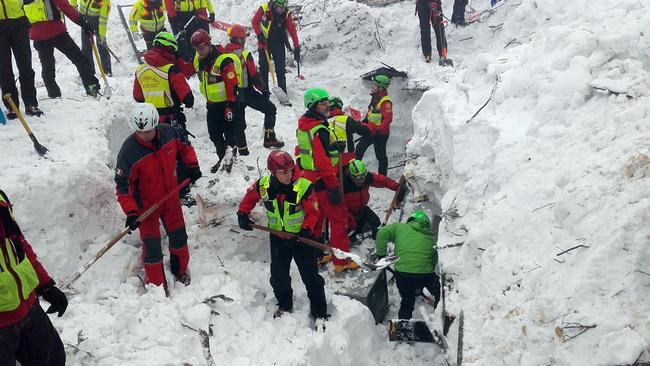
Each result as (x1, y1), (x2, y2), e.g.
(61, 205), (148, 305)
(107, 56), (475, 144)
(89, 36), (112, 99)
(250, 224), (397, 271)
(3, 94), (49, 157)
(61, 179), (190, 289)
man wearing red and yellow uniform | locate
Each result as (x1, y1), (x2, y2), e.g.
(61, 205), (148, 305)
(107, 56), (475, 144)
(343, 160), (398, 242)
(251, 0), (299, 93)
(164, 0), (214, 61)
(133, 31), (194, 128)
(70, 0), (112, 75)
(191, 29), (243, 172)
(297, 88), (357, 273)
(327, 96), (371, 164)
(355, 74), (392, 176)
(0, 190), (68, 366)
(129, 0), (167, 49)
(24, 0), (100, 97)
(115, 103), (202, 288)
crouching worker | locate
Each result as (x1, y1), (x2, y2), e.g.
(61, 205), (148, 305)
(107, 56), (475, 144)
(375, 210), (440, 319)
(0, 190), (68, 366)
(114, 103), (202, 290)
(237, 150), (328, 321)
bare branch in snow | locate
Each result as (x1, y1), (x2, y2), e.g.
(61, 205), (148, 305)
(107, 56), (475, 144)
(531, 202), (556, 213)
(465, 78), (499, 124)
(556, 245), (590, 256)
(555, 322), (597, 343)
(524, 263), (542, 273)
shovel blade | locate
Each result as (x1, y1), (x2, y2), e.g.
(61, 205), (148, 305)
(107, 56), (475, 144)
(272, 86), (291, 106)
(388, 319), (435, 343)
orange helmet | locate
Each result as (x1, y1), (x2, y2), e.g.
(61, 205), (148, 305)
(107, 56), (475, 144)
(227, 24), (249, 39)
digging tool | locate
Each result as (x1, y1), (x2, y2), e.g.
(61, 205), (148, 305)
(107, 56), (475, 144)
(388, 319), (435, 343)
(117, 5), (144, 64)
(250, 224), (397, 270)
(105, 44), (122, 63)
(337, 268), (389, 324)
(210, 20), (232, 31)
(61, 179), (190, 289)
(384, 175), (407, 224)
(90, 37), (112, 99)
(3, 94), (49, 157)
(263, 48), (291, 106)
(296, 59), (304, 80)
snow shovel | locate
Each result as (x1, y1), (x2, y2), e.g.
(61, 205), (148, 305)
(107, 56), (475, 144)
(338, 268), (389, 323)
(90, 37), (112, 99)
(250, 224), (398, 270)
(3, 94), (49, 157)
(61, 179), (190, 289)
(263, 48), (291, 106)
(388, 319), (435, 343)
(384, 175), (407, 224)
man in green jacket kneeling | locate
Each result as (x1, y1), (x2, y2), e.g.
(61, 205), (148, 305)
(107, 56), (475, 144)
(376, 210), (440, 319)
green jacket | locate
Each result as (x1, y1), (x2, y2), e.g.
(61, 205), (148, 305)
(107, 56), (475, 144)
(375, 220), (437, 274)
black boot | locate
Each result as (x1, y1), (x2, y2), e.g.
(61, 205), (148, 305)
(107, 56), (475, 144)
(264, 129), (285, 148)
(25, 105), (43, 117)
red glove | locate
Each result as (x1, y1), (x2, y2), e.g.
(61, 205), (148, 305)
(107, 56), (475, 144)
(224, 107), (234, 123)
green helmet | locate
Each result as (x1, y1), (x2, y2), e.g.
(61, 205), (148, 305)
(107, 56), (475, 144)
(348, 159), (367, 179)
(328, 97), (343, 109)
(304, 88), (330, 109)
(408, 210), (430, 228)
(373, 74), (390, 89)
(273, 0), (288, 6)
(153, 32), (178, 52)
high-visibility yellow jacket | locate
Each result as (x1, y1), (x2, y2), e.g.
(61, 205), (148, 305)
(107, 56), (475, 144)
(128, 0), (165, 33)
(0, 0), (26, 20)
(69, 0), (110, 39)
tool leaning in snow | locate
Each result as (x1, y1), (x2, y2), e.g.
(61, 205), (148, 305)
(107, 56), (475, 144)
(61, 178), (190, 289)
(3, 94), (49, 157)
(89, 37), (112, 99)
(263, 48), (291, 106)
(384, 175), (407, 224)
(250, 224), (398, 271)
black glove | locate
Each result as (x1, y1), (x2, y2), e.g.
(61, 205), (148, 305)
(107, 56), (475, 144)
(293, 46), (301, 62)
(37, 280), (68, 317)
(237, 211), (254, 231)
(257, 33), (266, 43)
(327, 188), (342, 205)
(262, 89), (271, 99)
(188, 166), (202, 183)
(78, 17), (95, 38)
(297, 227), (312, 240)
(125, 214), (140, 231)
(209, 13), (215, 23)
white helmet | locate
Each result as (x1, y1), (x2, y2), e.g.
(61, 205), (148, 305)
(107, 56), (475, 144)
(130, 103), (159, 132)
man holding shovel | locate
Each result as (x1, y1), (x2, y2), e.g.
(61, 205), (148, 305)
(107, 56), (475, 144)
(237, 150), (327, 320)
(114, 103), (202, 289)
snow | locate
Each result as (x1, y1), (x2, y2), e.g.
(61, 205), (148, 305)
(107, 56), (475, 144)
(2, 0), (650, 364)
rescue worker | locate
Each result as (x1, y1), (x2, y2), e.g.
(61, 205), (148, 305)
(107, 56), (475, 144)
(23, 0), (100, 97)
(223, 24), (284, 149)
(129, 0), (167, 49)
(133, 31), (194, 129)
(71, 0), (112, 76)
(297, 88), (356, 273)
(416, 0), (451, 65)
(114, 103), (202, 289)
(164, 0), (215, 61)
(356, 75), (392, 176)
(237, 150), (327, 320)
(451, 0), (468, 25)
(251, 0), (300, 93)
(375, 210), (440, 319)
(343, 159), (398, 243)
(0, 190), (68, 366)
(327, 96), (371, 163)
(0, 0), (41, 119)
(191, 29), (243, 172)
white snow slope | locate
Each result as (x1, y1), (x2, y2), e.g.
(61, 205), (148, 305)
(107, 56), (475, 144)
(1, 0), (649, 364)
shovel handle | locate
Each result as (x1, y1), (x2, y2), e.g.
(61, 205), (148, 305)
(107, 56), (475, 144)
(264, 48), (277, 86)
(250, 224), (333, 254)
(3, 94), (33, 135)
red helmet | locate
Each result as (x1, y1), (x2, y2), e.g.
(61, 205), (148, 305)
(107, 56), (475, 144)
(228, 24), (249, 39)
(267, 150), (295, 172)
(190, 29), (211, 48)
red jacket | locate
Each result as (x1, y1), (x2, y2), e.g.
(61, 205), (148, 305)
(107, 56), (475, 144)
(133, 47), (194, 116)
(222, 42), (266, 92)
(297, 112), (339, 190)
(238, 175), (320, 234)
(343, 171), (398, 217)
(0, 192), (52, 327)
(114, 124), (199, 215)
(251, 3), (299, 47)
(28, 0), (83, 41)
(364, 90), (393, 136)
(196, 45), (238, 103)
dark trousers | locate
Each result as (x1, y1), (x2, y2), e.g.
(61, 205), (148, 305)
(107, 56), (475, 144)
(0, 301), (65, 366)
(353, 206), (381, 239)
(33, 32), (99, 97)
(451, 0), (468, 23)
(0, 18), (38, 110)
(258, 39), (287, 93)
(355, 134), (389, 175)
(80, 14), (111, 74)
(417, 0), (448, 58)
(243, 87), (276, 130)
(170, 12), (200, 61)
(394, 271), (440, 319)
(143, 28), (165, 50)
(206, 103), (246, 158)
(269, 234), (327, 318)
